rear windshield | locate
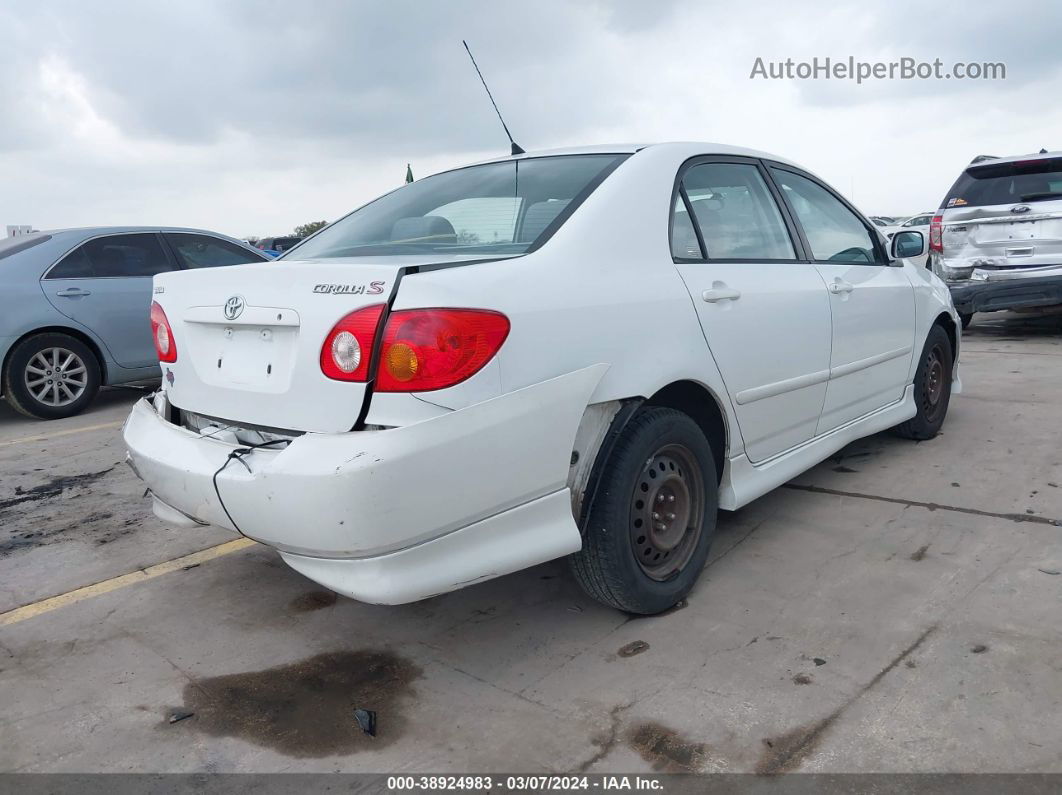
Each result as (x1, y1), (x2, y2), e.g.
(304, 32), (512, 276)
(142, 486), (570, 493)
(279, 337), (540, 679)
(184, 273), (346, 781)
(943, 157), (1062, 209)
(285, 154), (627, 260)
(0, 234), (51, 261)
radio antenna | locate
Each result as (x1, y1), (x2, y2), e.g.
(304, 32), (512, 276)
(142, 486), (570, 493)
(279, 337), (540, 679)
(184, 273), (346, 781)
(462, 40), (525, 156)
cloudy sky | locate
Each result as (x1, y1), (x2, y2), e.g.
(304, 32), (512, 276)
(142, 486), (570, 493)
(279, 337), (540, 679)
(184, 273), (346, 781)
(3, 0), (1061, 239)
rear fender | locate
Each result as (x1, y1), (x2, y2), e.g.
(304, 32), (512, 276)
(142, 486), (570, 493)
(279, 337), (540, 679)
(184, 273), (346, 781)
(219, 363), (610, 558)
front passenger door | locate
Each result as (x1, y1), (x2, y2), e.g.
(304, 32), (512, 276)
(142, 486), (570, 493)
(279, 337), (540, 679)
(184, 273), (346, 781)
(769, 167), (916, 434)
(671, 158), (833, 463)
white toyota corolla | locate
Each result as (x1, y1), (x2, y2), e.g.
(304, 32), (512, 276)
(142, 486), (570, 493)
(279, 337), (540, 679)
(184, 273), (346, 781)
(124, 142), (960, 614)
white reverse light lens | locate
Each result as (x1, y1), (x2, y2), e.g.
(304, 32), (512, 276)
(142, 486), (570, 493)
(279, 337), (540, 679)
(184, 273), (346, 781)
(156, 323), (170, 354)
(331, 330), (362, 373)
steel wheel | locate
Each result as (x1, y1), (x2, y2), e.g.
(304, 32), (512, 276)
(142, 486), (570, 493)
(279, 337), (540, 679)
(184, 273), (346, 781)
(629, 443), (705, 582)
(24, 347), (88, 407)
(921, 342), (947, 424)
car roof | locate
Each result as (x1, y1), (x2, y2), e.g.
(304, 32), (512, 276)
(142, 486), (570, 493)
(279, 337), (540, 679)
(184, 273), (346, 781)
(968, 150), (1062, 170)
(470, 141), (802, 168)
(39, 225), (245, 239)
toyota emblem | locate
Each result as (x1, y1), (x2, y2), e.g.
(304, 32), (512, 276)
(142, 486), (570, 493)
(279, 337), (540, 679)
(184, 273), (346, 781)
(224, 295), (246, 320)
(1010, 204), (1031, 214)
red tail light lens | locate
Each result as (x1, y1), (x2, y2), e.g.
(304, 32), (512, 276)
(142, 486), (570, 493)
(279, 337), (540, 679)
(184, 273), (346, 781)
(320, 304), (386, 381)
(150, 301), (177, 363)
(376, 309), (510, 392)
(929, 215), (944, 253)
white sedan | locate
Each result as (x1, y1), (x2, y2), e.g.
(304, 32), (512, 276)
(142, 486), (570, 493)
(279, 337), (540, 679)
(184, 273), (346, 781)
(124, 143), (961, 615)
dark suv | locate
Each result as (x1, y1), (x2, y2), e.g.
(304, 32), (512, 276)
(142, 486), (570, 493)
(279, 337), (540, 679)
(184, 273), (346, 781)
(930, 151), (1062, 327)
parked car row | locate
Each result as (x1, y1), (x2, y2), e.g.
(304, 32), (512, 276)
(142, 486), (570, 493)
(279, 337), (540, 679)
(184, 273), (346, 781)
(254, 235), (303, 258)
(122, 142), (959, 614)
(0, 228), (270, 418)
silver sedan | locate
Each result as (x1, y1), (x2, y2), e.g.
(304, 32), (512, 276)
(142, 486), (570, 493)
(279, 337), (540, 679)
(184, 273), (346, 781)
(0, 227), (269, 419)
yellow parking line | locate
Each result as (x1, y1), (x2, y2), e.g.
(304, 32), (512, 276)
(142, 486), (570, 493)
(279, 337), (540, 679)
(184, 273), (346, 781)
(0, 420), (124, 448)
(0, 538), (256, 627)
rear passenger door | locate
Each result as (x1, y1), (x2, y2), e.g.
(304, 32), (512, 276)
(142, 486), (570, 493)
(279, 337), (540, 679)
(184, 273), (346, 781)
(43, 233), (177, 369)
(768, 166), (916, 434)
(671, 157), (833, 463)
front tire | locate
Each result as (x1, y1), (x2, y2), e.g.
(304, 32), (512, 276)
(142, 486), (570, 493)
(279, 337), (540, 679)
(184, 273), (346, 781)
(2, 333), (101, 420)
(894, 324), (953, 441)
(570, 406), (718, 615)
(959, 312), (973, 330)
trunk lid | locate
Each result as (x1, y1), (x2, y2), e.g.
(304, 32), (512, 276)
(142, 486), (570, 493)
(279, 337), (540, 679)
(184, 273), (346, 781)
(151, 258), (418, 433)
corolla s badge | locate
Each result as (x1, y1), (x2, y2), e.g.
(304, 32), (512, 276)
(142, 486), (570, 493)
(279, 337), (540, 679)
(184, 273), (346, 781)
(313, 282), (386, 295)
(223, 295), (246, 320)
(1010, 204), (1031, 214)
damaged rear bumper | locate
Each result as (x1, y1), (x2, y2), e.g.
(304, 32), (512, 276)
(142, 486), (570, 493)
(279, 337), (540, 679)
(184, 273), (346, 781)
(123, 364), (607, 604)
(949, 274), (1062, 314)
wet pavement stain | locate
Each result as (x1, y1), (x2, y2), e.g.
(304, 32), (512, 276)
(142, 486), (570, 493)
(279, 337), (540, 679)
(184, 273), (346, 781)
(792, 673), (813, 685)
(627, 722), (709, 772)
(0, 466), (115, 513)
(176, 650), (421, 758)
(617, 640), (650, 658)
(289, 590), (338, 612)
(910, 544), (930, 561)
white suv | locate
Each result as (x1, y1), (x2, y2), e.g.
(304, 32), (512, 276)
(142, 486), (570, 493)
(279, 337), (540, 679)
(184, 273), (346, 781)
(124, 143), (960, 614)
(931, 150), (1062, 327)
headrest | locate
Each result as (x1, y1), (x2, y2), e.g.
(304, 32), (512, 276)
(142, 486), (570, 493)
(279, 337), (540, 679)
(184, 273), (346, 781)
(391, 215), (456, 243)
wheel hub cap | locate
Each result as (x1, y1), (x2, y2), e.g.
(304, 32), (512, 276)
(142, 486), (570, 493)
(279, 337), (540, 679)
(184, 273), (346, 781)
(24, 347), (88, 407)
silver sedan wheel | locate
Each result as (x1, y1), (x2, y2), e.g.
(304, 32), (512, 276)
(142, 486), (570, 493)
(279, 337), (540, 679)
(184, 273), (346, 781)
(24, 347), (88, 407)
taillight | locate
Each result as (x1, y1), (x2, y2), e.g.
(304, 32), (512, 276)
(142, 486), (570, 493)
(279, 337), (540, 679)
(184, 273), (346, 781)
(375, 308), (510, 392)
(929, 215), (944, 253)
(150, 301), (177, 363)
(320, 304), (386, 381)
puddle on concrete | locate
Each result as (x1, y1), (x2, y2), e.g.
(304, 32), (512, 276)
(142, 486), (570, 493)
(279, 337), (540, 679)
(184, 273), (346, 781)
(176, 650), (421, 757)
(289, 590), (338, 612)
(627, 722), (709, 772)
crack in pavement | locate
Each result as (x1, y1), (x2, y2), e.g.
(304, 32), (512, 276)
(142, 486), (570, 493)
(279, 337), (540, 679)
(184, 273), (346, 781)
(756, 624), (938, 774)
(574, 702), (632, 774)
(783, 483), (1059, 527)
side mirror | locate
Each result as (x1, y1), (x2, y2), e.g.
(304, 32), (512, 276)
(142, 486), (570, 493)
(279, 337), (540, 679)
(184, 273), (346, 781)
(892, 230), (926, 259)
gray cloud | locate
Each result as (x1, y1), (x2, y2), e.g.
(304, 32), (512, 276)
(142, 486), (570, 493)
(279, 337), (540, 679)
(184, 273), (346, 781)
(3, 0), (682, 156)
(2, 0), (1061, 235)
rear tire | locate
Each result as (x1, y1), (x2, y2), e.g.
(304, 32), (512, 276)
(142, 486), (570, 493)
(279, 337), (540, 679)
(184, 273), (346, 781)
(570, 406), (718, 615)
(2, 333), (101, 420)
(894, 324), (953, 441)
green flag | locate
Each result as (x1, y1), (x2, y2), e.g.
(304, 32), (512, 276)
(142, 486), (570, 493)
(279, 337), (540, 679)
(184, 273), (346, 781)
(405, 163), (414, 184)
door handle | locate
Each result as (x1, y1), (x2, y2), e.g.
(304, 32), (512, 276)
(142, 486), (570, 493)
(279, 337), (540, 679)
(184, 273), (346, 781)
(702, 284), (742, 303)
(827, 279), (854, 295)
(55, 288), (91, 298)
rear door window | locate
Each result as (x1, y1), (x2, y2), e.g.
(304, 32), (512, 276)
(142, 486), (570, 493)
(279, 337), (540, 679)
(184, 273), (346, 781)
(675, 163), (795, 260)
(47, 233), (175, 279)
(943, 157), (1062, 208)
(771, 169), (883, 264)
(165, 233), (265, 268)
